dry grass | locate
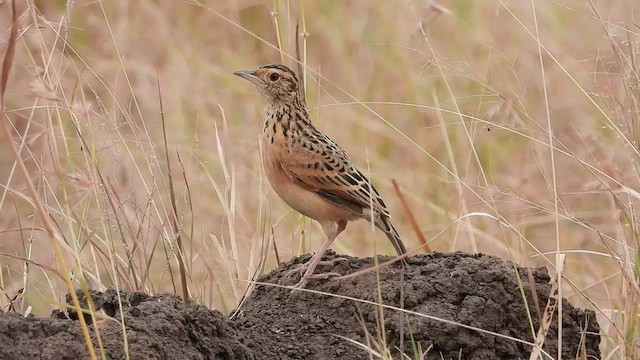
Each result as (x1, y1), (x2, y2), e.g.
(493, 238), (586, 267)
(0, 0), (639, 358)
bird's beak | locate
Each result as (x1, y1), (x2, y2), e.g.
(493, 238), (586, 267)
(233, 69), (262, 85)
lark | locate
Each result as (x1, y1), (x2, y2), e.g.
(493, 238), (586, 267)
(234, 64), (407, 288)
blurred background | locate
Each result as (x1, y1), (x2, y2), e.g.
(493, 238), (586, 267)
(0, 0), (638, 356)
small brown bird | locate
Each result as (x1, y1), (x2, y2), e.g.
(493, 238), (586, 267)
(234, 64), (407, 287)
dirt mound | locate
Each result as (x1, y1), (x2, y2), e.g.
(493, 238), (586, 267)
(0, 252), (600, 360)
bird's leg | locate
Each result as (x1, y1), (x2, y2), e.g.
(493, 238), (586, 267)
(291, 220), (347, 288)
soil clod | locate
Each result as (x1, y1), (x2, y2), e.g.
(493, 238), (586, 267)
(0, 251), (600, 360)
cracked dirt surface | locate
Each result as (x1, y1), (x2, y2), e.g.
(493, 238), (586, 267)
(0, 251), (600, 359)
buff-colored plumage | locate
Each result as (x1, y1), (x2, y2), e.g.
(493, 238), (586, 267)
(235, 64), (406, 287)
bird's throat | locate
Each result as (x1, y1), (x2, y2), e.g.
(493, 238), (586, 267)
(263, 98), (312, 137)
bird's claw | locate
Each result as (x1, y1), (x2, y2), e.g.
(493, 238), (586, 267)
(292, 272), (342, 288)
(287, 257), (347, 288)
(286, 257), (347, 276)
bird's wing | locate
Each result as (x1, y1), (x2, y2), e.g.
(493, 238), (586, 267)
(279, 131), (391, 218)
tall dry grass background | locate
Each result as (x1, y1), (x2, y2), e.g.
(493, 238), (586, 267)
(0, 0), (638, 357)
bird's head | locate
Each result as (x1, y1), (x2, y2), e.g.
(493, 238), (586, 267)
(234, 64), (300, 104)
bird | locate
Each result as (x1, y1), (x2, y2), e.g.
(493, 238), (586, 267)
(234, 64), (407, 288)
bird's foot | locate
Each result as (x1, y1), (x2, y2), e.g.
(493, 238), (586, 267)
(293, 272), (342, 288)
(286, 257), (347, 277)
(287, 257), (348, 288)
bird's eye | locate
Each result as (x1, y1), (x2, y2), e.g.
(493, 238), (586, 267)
(269, 73), (280, 82)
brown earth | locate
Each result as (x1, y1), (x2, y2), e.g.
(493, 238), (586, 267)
(0, 251), (600, 360)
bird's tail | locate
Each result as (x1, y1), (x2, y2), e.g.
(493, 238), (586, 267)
(376, 216), (407, 256)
